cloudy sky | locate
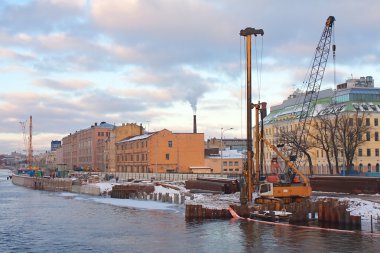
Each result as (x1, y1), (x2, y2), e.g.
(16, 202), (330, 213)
(0, 0), (379, 154)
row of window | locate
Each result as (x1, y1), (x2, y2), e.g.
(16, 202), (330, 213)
(358, 131), (380, 141)
(223, 161), (240, 166)
(117, 153), (149, 162)
(349, 117), (379, 126)
(117, 165), (149, 173)
(117, 153), (172, 162)
(223, 168), (241, 172)
(358, 163), (380, 172)
(118, 140), (173, 150)
(358, 148), (380, 157)
(97, 132), (110, 137)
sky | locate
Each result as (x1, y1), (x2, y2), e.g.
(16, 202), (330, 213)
(1, 0), (380, 154)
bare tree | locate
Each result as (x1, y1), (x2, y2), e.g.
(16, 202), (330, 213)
(335, 111), (371, 172)
(276, 123), (314, 175)
(309, 115), (334, 174)
(310, 105), (345, 174)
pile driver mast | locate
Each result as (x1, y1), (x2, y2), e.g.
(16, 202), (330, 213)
(239, 27), (264, 203)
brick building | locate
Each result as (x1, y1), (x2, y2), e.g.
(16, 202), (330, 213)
(115, 129), (204, 173)
(62, 122), (114, 171)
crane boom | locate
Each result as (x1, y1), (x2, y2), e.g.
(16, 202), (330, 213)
(299, 16), (335, 130)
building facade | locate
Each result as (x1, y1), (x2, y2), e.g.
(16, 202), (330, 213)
(204, 149), (244, 174)
(261, 76), (380, 175)
(115, 129), (204, 173)
(104, 123), (144, 172)
(62, 122), (114, 171)
(51, 140), (62, 151)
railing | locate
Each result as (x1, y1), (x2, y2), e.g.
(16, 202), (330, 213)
(98, 172), (231, 182)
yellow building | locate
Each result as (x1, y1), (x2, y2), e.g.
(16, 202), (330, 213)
(204, 149), (244, 174)
(261, 76), (380, 175)
(104, 123), (144, 172)
(115, 129), (204, 173)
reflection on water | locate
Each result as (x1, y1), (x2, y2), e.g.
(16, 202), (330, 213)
(1, 169), (379, 253)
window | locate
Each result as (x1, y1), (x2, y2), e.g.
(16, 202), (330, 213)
(359, 163), (363, 172)
(375, 118), (379, 126)
(366, 132), (371, 141)
(367, 149), (371, 157)
(130, 155), (133, 161)
(358, 133), (362, 141)
(136, 155), (139, 161)
(229, 161), (233, 166)
(375, 132), (379, 141)
(376, 163), (380, 172)
(376, 149), (379, 157)
(137, 142), (139, 148)
(168, 141), (173, 148)
(223, 161), (227, 166)
(368, 164), (371, 172)
(165, 153), (170, 160)
(366, 118), (370, 126)
(234, 161), (239, 166)
(358, 118), (362, 126)
(349, 118), (353, 126)
(358, 149), (362, 156)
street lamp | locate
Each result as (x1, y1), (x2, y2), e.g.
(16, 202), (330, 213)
(220, 127), (233, 176)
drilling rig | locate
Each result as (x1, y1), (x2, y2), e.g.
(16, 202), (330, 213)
(240, 16), (335, 207)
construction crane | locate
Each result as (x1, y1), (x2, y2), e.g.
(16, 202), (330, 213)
(297, 16), (336, 149)
(19, 115), (33, 169)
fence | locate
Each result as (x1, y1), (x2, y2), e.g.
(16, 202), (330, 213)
(99, 172), (229, 182)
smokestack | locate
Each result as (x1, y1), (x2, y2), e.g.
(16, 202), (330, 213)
(193, 115), (197, 133)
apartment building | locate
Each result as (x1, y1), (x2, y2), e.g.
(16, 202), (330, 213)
(115, 129), (204, 173)
(62, 122), (114, 171)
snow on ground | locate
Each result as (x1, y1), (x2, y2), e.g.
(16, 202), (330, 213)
(88, 181), (380, 219)
(94, 182), (118, 193)
(341, 197), (380, 220)
(90, 197), (177, 211)
(186, 192), (241, 210)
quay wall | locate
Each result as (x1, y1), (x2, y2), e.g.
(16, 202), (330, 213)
(72, 184), (101, 196)
(12, 174), (72, 191)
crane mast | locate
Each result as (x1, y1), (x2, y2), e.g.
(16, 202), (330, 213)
(298, 16), (335, 136)
(28, 115), (33, 169)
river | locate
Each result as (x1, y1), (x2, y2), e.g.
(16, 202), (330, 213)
(1, 169), (379, 253)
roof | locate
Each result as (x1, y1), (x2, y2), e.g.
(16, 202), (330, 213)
(265, 86), (380, 124)
(207, 149), (246, 159)
(117, 133), (155, 144)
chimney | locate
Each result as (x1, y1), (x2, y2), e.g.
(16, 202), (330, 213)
(140, 123), (143, 135)
(193, 115), (197, 133)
